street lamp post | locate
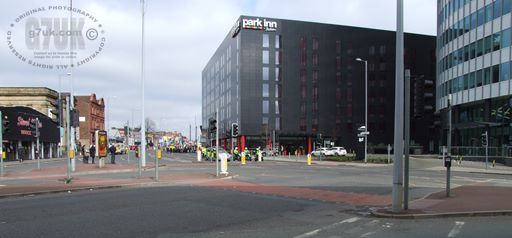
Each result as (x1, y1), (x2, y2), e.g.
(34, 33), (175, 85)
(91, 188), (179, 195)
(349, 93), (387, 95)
(140, 0), (147, 167)
(107, 96), (117, 138)
(355, 58), (368, 163)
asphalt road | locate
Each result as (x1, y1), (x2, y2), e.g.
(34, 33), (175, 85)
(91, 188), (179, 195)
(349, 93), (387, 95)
(1, 185), (511, 238)
(1, 152), (512, 237)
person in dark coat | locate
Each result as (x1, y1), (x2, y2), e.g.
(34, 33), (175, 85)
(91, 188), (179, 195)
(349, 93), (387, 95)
(81, 145), (88, 164)
(109, 144), (116, 164)
(18, 146), (24, 163)
(89, 144), (96, 164)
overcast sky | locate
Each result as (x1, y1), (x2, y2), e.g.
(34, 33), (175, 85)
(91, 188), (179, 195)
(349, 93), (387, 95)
(0, 0), (436, 137)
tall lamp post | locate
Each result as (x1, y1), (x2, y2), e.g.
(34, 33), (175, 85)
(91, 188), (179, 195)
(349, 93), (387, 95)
(107, 96), (117, 138)
(355, 58), (368, 163)
(140, 0), (147, 167)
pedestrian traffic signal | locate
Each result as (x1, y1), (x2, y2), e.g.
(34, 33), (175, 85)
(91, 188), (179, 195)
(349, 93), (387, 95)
(481, 132), (488, 146)
(50, 99), (62, 126)
(2, 115), (9, 134)
(232, 123), (239, 137)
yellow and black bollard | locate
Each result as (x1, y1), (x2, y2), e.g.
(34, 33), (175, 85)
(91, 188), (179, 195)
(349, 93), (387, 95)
(242, 154), (246, 165)
(307, 154), (312, 165)
(492, 160), (496, 168)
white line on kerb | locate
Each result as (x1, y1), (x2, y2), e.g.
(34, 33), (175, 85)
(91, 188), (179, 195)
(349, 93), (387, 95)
(448, 221), (465, 237)
(294, 217), (361, 238)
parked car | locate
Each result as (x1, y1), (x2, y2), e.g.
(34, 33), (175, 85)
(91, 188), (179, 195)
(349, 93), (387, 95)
(311, 147), (329, 156)
(216, 148), (232, 162)
(261, 148), (278, 157)
(324, 147), (347, 156)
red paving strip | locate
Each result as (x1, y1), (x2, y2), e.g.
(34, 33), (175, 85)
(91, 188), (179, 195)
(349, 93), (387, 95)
(195, 179), (391, 206)
(421, 186), (512, 213)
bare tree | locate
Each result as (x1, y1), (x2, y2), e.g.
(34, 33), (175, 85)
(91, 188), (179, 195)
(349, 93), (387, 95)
(145, 117), (157, 132)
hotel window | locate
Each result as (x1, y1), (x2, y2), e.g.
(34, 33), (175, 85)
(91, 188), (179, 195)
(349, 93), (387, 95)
(275, 84), (281, 98)
(347, 104), (353, 117)
(275, 117), (281, 130)
(275, 68), (281, 81)
(312, 70), (319, 83)
(275, 35), (281, 49)
(263, 67), (269, 80)
(263, 34), (269, 48)
(336, 56), (341, 70)
(301, 85), (307, 99)
(312, 38), (319, 50)
(276, 51), (281, 65)
(263, 50), (269, 64)
(263, 84), (269, 97)
(313, 53), (319, 66)
(275, 101), (280, 114)
(336, 40), (341, 54)
(262, 100), (269, 114)
(300, 70), (307, 83)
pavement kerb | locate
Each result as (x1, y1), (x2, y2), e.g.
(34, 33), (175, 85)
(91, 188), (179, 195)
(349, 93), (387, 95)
(0, 175), (236, 199)
(371, 208), (512, 219)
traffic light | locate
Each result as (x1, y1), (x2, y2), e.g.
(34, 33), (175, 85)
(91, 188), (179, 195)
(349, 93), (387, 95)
(2, 115), (9, 134)
(70, 109), (80, 127)
(50, 99), (62, 126)
(209, 117), (217, 133)
(30, 118), (39, 138)
(232, 123), (239, 137)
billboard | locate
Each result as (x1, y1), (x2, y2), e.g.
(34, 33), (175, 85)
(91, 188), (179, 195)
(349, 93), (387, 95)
(95, 130), (108, 157)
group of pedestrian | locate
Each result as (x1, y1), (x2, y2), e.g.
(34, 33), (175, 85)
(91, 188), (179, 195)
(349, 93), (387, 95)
(81, 144), (96, 164)
(79, 143), (117, 164)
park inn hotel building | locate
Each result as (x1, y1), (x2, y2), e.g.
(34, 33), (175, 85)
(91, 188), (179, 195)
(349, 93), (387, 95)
(203, 15), (436, 157)
(438, 0), (512, 162)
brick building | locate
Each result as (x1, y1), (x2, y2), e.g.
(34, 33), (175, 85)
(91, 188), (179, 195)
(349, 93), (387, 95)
(75, 94), (105, 147)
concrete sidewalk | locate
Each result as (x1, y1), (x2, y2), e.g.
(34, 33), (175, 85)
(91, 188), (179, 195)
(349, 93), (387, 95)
(0, 162), (228, 199)
(264, 156), (389, 167)
(373, 185), (512, 218)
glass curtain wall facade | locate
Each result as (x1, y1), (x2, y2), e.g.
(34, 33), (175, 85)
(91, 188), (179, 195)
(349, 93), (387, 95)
(437, 0), (512, 162)
(204, 16), (436, 157)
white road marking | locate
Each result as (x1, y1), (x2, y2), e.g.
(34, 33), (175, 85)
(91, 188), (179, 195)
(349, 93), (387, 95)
(447, 221), (465, 237)
(360, 231), (376, 237)
(294, 217), (361, 238)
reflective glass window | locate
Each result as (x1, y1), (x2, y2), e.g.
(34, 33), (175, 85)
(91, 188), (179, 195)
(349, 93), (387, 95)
(476, 69), (483, 87)
(493, 32), (502, 51)
(262, 50), (269, 64)
(275, 35), (281, 48)
(262, 84), (269, 97)
(263, 67), (269, 81)
(484, 67), (491, 85)
(494, 0), (503, 19)
(275, 68), (281, 81)
(263, 34), (269, 47)
(500, 62), (510, 81)
(492, 64), (500, 83)
(502, 28), (511, 48)
(262, 100), (269, 114)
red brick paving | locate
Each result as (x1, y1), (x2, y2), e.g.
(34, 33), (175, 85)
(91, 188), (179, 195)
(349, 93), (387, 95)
(195, 179), (391, 206)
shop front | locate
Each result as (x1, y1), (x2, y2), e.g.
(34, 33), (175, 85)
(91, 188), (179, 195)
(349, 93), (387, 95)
(1, 106), (60, 161)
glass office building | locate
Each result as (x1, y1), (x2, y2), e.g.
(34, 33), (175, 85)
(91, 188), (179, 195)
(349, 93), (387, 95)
(437, 0), (512, 162)
(203, 16), (436, 156)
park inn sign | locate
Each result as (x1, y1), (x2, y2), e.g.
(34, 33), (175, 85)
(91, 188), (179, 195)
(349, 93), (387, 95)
(232, 17), (278, 38)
